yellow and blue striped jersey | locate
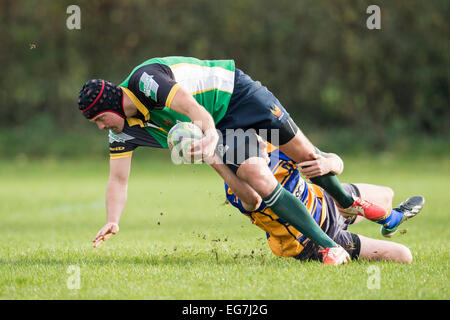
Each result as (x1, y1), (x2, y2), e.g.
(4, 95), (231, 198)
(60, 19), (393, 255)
(225, 148), (327, 257)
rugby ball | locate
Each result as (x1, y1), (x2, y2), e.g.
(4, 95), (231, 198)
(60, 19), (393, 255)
(167, 122), (203, 164)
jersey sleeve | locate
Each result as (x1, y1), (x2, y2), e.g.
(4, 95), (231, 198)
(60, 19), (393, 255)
(108, 130), (137, 159)
(127, 63), (180, 110)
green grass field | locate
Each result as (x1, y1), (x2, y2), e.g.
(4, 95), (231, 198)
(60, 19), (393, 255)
(1, 150), (449, 300)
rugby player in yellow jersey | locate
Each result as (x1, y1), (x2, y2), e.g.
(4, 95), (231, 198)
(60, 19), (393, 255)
(219, 142), (424, 264)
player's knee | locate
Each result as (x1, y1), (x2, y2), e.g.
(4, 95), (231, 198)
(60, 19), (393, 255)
(388, 244), (412, 264)
(384, 187), (394, 203)
(397, 245), (413, 264)
(237, 159), (277, 197)
(250, 175), (277, 197)
(379, 186), (394, 210)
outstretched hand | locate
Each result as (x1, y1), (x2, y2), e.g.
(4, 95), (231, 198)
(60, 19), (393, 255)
(92, 222), (119, 248)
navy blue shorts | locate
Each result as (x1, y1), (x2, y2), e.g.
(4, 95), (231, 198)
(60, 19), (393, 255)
(216, 69), (298, 172)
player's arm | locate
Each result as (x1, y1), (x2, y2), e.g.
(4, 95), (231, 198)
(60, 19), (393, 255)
(170, 87), (219, 163)
(211, 161), (262, 212)
(106, 156), (131, 224)
(93, 156), (132, 248)
(130, 64), (218, 162)
(129, 63), (219, 162)
(297, 151), (344, 179)
(210, 136), (268, 212)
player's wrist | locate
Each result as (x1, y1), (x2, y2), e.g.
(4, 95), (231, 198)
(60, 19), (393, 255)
(330, 158), (343, 175)
(203, 128), (220, 157)
(204, 127), (219, 143)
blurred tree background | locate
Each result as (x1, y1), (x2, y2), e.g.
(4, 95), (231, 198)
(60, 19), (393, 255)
(0, 0), (448, 159)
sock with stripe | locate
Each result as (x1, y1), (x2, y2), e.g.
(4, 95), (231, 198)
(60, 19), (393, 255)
(309, 173), (355, 208)
(375, 209), (403, 229)
(263, 183), (337, 248)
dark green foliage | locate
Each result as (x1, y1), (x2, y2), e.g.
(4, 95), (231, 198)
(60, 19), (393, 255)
(0, 0), (448, 157)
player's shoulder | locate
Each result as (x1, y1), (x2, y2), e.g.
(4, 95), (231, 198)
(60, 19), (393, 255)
(108, 125), (137, 144)
(119, 57), (174, 86)
(108, 121), (166, 159)
(121, 62), (169, 86)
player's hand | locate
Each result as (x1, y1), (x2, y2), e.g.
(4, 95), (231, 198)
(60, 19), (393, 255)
(189, 128), (219, 164)
(92, 222), (119, 248)
(297, 154), (333, 179)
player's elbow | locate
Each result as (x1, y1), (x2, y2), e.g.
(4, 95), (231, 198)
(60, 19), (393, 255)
(242, 195), (262, 212)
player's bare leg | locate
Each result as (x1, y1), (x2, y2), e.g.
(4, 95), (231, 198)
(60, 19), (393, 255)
(235, 157), (277, 197)
(236, 156), (341, 251)
(354, 183), (394, 212)
(341, 183), (424, 237)
(340, 183), (394, 224)
(358, 235), (413, 264)
(278, 130), (388, 220)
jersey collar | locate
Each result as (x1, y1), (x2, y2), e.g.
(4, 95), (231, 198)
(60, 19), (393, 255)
(120, 86), (150, 121)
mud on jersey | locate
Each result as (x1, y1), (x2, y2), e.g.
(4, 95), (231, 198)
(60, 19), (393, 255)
(225, 149), (327, 258)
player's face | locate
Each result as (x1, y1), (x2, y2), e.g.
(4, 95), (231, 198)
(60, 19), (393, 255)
(91, 112), (124, 133)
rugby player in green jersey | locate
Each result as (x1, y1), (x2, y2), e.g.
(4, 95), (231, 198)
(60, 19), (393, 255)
(221, 142), (424, 264)
(78, 57), (393, 264)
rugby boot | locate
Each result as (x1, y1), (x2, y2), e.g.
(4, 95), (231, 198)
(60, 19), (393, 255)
(339, 195), (388, 221)
(381, 196), (425, 237)
(319, 245), (351, 266)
